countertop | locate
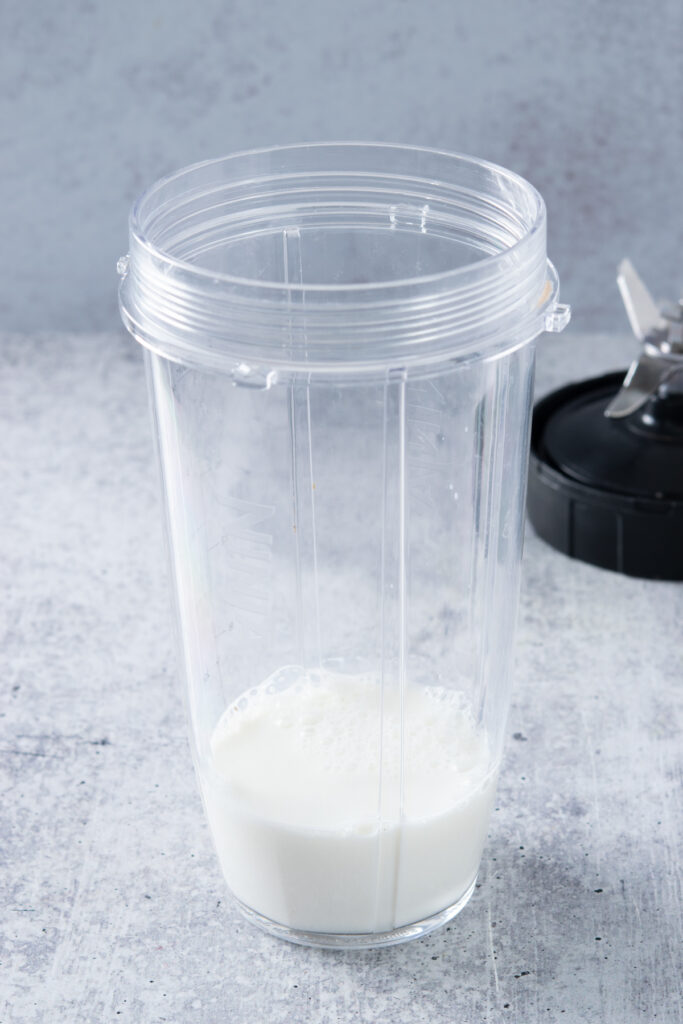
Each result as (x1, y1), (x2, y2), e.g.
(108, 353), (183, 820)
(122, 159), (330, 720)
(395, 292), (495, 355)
(2, 331), (681, 1024)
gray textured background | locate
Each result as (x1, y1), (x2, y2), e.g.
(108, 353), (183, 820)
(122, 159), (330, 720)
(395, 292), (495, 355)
(2, 0), (682, 334)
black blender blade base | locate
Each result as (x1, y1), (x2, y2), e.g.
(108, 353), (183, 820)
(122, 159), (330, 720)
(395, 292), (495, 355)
(528, 371), (683, 580)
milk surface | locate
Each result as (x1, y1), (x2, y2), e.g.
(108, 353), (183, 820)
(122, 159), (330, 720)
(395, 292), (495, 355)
(201, 667), (497, 934)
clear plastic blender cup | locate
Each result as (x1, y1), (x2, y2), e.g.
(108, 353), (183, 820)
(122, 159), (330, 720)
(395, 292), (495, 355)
(119, 143), (569, 949)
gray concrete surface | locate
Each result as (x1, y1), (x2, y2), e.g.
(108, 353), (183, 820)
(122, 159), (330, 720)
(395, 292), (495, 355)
(2, 329), (682, 1022)
(2, 0), (683, 335)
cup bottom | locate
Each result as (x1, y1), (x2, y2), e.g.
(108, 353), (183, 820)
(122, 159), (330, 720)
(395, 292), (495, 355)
(231, 876), (478, 950)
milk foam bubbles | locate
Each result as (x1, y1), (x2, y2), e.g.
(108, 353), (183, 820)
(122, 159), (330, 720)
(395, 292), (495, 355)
(201, 667), (497, 935)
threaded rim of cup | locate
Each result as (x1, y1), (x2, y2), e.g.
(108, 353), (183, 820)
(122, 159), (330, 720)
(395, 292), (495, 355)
(120, 143), (556, 372)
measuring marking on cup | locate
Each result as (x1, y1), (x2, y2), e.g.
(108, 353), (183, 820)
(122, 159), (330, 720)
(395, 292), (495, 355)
(119, 143), (569, 949)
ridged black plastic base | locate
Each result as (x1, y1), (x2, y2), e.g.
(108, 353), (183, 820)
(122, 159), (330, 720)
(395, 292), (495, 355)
(529, 372), (683, 580)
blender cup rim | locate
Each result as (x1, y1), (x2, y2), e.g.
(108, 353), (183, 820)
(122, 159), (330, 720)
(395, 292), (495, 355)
(119, 142), (565, 371)
(128, 141), (546, 297)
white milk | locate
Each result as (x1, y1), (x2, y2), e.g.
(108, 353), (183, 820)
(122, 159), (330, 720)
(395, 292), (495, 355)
(201, 667), (497, 934)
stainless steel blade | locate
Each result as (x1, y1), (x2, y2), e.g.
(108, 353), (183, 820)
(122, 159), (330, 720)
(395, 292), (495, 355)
(604, 352), (668, 419)
(616, 259), (668, 342)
